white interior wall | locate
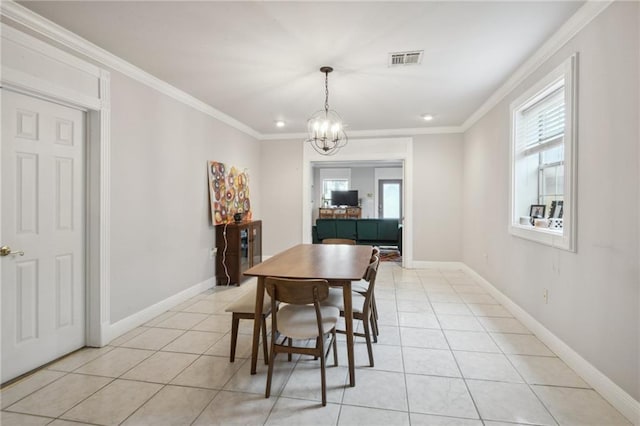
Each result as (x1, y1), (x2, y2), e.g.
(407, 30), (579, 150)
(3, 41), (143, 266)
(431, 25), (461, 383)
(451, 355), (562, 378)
(350, 167), (375, 218)
(461, 2), (639, 400)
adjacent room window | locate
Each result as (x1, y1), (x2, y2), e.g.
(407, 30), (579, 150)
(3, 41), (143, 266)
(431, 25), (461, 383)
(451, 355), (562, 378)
(510, 54), (577, 251)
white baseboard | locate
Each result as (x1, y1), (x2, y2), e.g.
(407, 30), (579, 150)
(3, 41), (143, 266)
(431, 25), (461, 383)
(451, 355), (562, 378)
(100, 277), (214, 346)
(461, 265), (640, 425)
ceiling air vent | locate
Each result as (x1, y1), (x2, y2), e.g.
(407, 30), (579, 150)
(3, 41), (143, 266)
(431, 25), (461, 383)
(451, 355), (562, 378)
(389, 50), (423, 66)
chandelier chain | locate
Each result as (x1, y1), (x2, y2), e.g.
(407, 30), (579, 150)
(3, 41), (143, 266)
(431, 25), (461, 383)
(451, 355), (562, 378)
(324, 71), (330, 113)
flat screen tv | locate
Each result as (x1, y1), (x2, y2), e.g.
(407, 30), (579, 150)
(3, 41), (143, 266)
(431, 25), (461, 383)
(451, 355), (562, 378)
(331, 190), (358, 207)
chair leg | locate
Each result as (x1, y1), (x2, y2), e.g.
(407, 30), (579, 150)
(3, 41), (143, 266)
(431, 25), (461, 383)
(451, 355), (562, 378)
(362, 315), (374, 367)
(230, 315), (240, 362)
(332, 328), (338, 367)
(265, 345), (276, 399)
(319, 338), (327, 406)
(371, 315), (378, 343)
(261, 315), (269, 365)
(288, 338), (292, 362)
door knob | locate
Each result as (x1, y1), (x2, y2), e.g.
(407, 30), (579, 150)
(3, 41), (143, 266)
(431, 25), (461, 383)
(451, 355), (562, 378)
(0, 245), (24, 257)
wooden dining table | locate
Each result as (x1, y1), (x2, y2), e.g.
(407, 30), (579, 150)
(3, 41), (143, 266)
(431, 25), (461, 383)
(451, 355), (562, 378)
(243, 243), (373, 387)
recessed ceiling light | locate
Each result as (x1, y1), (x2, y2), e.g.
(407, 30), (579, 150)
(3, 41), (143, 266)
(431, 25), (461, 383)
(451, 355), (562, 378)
(421, 114), (434, 121)
(275, 120), (285, 128)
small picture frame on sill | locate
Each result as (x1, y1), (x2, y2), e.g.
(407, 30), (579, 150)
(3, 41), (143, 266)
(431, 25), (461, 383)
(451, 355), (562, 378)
(549, 200), (563, 219)
(529, 204), (546, 220)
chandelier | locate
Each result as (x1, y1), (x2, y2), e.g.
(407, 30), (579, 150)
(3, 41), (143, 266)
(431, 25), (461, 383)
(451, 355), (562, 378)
(306, 66), (348, 155)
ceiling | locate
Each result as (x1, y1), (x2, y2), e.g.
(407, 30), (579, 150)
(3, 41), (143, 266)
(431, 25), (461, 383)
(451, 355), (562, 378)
(17, 1), (583, 137)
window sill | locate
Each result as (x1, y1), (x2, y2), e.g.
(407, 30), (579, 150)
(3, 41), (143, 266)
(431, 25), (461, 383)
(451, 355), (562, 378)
(509, 224), (574, 252)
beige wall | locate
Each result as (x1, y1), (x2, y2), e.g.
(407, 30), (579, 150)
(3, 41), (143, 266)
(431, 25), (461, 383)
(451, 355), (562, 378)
(412, 134), (464, 261)
(109, 71), (261, 322)
(260, 136), (464, 262)
(462, 2), (639, 399)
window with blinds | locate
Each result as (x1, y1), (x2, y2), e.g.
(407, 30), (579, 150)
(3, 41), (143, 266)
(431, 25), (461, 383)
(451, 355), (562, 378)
(509, 54), (577, 251)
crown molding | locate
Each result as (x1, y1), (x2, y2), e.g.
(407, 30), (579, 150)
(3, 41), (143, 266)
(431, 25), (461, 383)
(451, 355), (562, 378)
(461, 0), (613, 132)
(260, 125), (463, 141)
(1, 0), (613, 141)
(0, 0), (261, 140)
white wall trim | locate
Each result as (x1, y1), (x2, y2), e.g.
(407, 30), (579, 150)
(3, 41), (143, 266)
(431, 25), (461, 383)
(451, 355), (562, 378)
(0, 0), (261, 140)
(260, 126), (463, 141)
(461, 0), (612, 131)
(103, 278), (214, 345)
(462, 264), (640, 425)
(0, 23), (111, 348)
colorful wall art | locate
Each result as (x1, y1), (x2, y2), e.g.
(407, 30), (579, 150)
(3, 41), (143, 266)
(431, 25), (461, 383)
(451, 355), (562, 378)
(208, 161), (252, 225)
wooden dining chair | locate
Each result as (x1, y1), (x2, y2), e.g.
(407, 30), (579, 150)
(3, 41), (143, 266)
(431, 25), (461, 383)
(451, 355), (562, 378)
(225, 286), (272, 364)
(265, 277), (339, 406)
(322, 238), (356, 245)
(352, 246), (381, 339)
(322, 254), (380, 367)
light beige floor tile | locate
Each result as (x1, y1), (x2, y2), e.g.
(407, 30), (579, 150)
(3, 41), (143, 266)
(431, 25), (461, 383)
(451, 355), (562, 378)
(422, 283), (455, 292)
(122, 384), (215, 426)
(170, 355), (243, 389)
(48, 420), (95, 426)
(374, 325), (401, 346)
(144, 311), (176, 327)
(428, 292), (464, 303)
(444, 276), (477, 286)
(395, 289), (428, 301)
(508, 355), (589, 388)
(398, 312), (440, 329)
(191, 314), (233, 333)
(432, 302), (473, 316)
(205, 333), (253, 359)
(155, 312), (209, 329)
(467, 304), (513, 318)
(183, 299), (229, 314)
(453, 285), (487, 294)
(47, 346), (115, 372)
(376, 309), (399, 326)
(224, 357), (295, 397)
(444, 330), (500, 353)
(0, 370), (65, 409)
(161, 330), (225, 354)
(365, 343), (404, 372)
(459, 294), (499, 304)
(109, 327), (148, 346)
(194, 390), (275, 425)
(169, 299), (198, 312)
(121, 351), (198, 383)
(338, 405), (410, 425)
(75, 347), (154, 377)
(400, 327), (449, 350)
(482, 421), (533, 426)
(410, 413), (483, 426)
(490, 333), (554, 356)
(5, 373), (111, 417)
(342, 369), (407, 411)
(280, 362), (347, 403)
(61, 379), (161, 425)
(453, 351), (523, 383)
(397, 299), (434, 313)
(265, 396), (341, 425)
(120, 327), (184, 350)
(466, 380), (555, 425)
(437, 315), (483, 331)
(477, 317), (530, 334)
(403, 347), (461, 377)
(532, 385), (631, 425)
(0, 411), (52, 426)
(406, 374), (478, 419)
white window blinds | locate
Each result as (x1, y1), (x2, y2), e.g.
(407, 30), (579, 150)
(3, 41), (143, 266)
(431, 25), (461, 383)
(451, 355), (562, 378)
(519, 85), (565, 156)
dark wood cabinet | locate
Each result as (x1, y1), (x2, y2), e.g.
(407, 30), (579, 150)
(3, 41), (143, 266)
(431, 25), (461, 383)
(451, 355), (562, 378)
(215, 220), (262, 285)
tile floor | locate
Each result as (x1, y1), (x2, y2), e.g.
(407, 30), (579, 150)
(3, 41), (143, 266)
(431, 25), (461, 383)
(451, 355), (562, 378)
(0, 263), (632, 426)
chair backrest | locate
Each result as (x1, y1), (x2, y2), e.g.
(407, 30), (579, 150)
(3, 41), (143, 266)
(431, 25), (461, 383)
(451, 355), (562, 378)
(322, 238), (356, 245)
(371, 246), (381, 261)
(265, 277), (330, 305)
(363, 254), (380, 284)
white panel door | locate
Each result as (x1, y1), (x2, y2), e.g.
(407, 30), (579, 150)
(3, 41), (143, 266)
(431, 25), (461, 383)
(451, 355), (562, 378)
(1, 89), (85, 382)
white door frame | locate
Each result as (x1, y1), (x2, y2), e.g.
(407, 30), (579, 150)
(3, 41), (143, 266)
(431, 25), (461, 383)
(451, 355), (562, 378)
(1, 24), (111, 346)
(302, 137), (414, 268)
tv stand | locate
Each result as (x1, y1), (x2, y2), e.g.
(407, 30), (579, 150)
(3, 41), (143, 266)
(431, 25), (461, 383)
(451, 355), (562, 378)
(319, 206), (361, 219)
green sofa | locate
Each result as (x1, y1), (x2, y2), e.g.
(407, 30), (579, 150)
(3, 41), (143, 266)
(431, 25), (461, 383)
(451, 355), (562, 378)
(312, 218), (402, 253)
